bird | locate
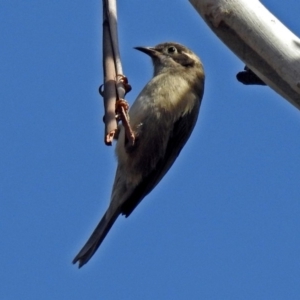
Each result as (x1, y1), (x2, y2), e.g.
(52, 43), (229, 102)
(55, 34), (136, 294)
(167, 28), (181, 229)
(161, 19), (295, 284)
(73, 42), (205, 268)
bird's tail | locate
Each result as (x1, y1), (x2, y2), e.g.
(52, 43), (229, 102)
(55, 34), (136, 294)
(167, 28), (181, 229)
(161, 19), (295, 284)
(72, 206), (120, 268)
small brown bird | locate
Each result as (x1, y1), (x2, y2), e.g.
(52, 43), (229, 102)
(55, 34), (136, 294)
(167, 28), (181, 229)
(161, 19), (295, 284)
(73, 42), (205, 268)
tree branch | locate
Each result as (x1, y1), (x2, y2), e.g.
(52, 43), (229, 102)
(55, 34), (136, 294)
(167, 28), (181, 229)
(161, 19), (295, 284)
(189, 0), (300, 109)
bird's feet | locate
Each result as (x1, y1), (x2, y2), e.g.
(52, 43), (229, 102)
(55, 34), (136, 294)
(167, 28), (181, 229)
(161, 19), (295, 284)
(115, 98), (135, 146)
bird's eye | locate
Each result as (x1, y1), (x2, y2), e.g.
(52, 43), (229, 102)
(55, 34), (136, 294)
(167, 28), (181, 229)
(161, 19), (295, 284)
(167, 46), (177, 54)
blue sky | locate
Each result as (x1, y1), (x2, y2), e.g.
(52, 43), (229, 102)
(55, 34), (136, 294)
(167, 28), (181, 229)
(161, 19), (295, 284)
(1, 1), (300, 299)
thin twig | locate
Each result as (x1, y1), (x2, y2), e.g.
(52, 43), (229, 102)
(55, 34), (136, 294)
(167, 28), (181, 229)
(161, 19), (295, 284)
(102, 0), (135, 146)
(102, 1), (118, 145)
(106, 0), (128, 101)
(105, 0), (123, 75)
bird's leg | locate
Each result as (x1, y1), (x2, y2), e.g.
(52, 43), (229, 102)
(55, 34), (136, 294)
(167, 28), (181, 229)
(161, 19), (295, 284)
(115, 98), (135, 146)
(115, 74), (134, 145)
(115, 98), (129, 122)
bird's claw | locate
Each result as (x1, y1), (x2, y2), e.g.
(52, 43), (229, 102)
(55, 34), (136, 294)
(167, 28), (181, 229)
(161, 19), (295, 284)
(115, 98), (135, 146)
(115, 99), (129, 121)
(117, 74), (132, 94)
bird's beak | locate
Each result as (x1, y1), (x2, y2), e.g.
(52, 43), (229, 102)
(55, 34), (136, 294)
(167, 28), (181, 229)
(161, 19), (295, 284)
(134, 46), (159, 58)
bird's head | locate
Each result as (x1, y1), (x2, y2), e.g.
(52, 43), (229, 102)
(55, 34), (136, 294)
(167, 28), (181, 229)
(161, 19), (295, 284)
(135, 42), (203, 76)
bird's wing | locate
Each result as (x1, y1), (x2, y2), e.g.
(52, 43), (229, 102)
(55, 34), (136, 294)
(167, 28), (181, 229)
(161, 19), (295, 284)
(121, 100), (200, 217)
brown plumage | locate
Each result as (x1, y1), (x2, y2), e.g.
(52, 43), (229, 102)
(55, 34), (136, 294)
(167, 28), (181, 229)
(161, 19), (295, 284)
(73, 42), (205, 268)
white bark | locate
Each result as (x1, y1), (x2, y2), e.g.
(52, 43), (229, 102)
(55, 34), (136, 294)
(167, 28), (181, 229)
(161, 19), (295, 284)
(189, 0), (300, 109)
